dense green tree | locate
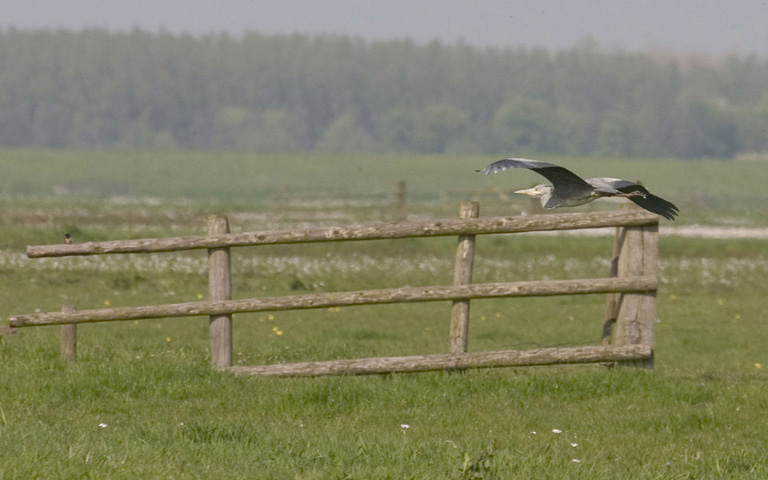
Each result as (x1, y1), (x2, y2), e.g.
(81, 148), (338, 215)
(595, 112), (632, 157)
(493, 98), (561, 154)
(671, 99), (740, 158)
(378, 107), (419, 152)
(736, 92), (768, 154)
(316, 112), (377, 152)
(412, 104), (472, 154)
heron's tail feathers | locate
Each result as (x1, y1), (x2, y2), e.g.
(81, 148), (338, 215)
(628, 193), (679, 221)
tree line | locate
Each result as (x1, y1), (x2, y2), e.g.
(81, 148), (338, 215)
(2, 28), (767, 158)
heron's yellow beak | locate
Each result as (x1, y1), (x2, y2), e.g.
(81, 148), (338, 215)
(514, 187), (541, 197)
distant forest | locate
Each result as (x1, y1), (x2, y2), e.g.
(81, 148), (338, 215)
(2, 29), (768, 158)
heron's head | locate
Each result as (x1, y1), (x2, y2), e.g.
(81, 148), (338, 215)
(514, 184), (552, 198)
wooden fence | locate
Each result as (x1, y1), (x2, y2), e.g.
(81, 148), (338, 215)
(9, 205), (658, 376)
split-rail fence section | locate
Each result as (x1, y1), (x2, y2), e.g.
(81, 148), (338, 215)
(10, 204), (658, 376)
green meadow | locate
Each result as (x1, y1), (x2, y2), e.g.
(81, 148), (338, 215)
(1, 149), (768, 478)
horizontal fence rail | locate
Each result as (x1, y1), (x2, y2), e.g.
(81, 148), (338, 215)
(229, 345), (653, 377)
(27, 210), (658, 257)
(9, 276), (656, 327)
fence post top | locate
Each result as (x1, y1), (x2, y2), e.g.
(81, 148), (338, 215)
(459, 201), (480, 216)
(208, 214), (230, 228)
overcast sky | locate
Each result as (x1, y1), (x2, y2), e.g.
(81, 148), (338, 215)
(2, 0), (768, 56)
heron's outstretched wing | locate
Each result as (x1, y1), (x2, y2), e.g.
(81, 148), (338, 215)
(478, 158), (594, 194)
(588, 178), (679, 221)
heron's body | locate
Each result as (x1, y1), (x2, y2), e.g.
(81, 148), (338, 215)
(478, 158), (679, 220)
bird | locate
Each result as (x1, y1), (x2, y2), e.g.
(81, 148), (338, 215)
(477, 158), (679, 220)
(64, 233), (72, 244)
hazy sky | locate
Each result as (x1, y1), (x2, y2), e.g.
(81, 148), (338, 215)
(2, 0), (768, 56)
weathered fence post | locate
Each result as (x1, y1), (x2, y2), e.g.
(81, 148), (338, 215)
(208, 215), (232, 369)
(450, 202), (479, 354)
(395, 180), (407, 222)
(528, 197), (543, 216)
(61, 305), (77, 362)
(613, 219), (658, 368)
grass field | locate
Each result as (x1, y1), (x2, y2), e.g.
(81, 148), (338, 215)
(2, 149), (768, 478)
(3, 148), (768, 217)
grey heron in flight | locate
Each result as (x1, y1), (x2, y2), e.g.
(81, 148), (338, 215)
(478, 158), (679, 220)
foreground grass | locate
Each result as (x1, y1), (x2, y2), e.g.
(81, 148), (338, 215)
(3, 353), (767, 479)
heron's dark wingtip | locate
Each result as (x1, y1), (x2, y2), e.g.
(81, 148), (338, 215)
(627, 192), (679, 221)
(653, 207), (678, 221)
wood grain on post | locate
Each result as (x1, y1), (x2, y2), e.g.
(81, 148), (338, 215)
(9, 276), (656, 327)
(450, 202), (479, 354)
(227, 344), (652, 377)
(208, 215), (232, 369)
(61, 305), (77, 362)
(26, 210), (658, 258)
(613, 222), (658, 368)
